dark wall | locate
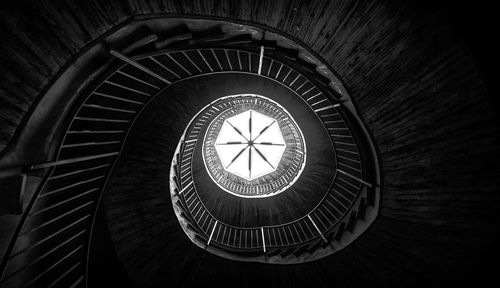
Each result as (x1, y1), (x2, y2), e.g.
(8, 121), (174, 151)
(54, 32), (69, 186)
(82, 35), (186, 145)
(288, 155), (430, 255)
(0, 0), (497, 153)
(1, 0), (499, 287)
(87, 206), (132, 288)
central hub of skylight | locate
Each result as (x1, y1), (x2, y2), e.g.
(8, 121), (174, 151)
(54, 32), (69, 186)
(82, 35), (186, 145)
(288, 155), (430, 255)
(215, 110), (286, 180)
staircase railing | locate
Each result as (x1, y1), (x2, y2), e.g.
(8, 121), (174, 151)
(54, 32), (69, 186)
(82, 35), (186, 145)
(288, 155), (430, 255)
(0, 23), (379, 286)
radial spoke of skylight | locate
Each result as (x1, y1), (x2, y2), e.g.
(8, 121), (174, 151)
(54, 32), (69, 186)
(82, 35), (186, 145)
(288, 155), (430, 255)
(217, 144), (248, 168)
(250, 146), (271, 178)
(248, 145), (252, 178)
(252, 119), (276, 142)
(226, 120), (249, 142)
(253, 121), (284, 145)
(253, 144), (284, 166)
(253, 145), (275, 169)
(249, 110), (253, 141)
(254, 142), (285, 146)
(227, 145), (250, 169)
(217, 141), (245, 145)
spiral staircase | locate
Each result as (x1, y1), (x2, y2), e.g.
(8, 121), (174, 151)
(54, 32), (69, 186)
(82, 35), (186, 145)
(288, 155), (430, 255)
(170, 90), (376, 263)
(1, 2), (499, 287)
(0, 19), (379, 287)
(0, 19), (381, 287)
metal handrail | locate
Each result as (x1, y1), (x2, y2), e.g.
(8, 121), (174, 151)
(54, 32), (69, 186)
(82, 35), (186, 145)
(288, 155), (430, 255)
(172, 95), (367, 251)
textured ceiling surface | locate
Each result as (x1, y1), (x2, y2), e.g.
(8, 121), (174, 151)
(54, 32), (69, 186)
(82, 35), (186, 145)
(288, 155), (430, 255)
(0, 0), (499, 287)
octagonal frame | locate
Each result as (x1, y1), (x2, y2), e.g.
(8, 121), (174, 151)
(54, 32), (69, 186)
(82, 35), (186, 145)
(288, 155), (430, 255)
(214, 109), (286, 181)
(202, 94), (307, 198)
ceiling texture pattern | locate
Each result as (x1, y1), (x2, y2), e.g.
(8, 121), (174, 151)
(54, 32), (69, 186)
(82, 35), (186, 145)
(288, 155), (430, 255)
(0, 0), (499, 288)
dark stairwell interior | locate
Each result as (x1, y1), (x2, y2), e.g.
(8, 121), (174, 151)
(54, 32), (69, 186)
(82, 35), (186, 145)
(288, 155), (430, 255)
(1, 1), (499, 288)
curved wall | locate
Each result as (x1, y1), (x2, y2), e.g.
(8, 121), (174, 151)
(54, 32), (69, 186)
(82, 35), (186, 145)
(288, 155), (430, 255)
(0, 1), (499, 287)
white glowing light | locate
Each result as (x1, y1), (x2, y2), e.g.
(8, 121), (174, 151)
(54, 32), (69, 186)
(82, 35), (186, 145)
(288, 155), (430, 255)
(215, 110), (286, 180)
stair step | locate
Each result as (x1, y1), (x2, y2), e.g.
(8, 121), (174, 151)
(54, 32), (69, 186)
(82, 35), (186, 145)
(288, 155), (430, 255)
(123, 34), (158, 55)
(191, 27), (225, 42)
(156, 33), (193, 49)
(307, 238), (324, 252)
(280, 246), (296, 258)
(334, 223), (346, 241)
(266, 247), (281, 257)
(217, 34), (253, 45)
(253, 39), (278, 47)
(346, 211), (357, 233)
(292, 245), (310, 257)
(194, 233), (208, 243)
(358, 197), (367, 220)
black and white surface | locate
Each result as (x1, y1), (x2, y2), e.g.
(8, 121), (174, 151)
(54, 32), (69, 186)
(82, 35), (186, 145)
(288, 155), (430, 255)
(202, 95), (306, 197)
(0, 1), (498, 288)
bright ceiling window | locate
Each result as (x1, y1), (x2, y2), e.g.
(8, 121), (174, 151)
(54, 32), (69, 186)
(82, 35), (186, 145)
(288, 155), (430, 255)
(202, 95), (306, 198)
(215, 110), (286, 180)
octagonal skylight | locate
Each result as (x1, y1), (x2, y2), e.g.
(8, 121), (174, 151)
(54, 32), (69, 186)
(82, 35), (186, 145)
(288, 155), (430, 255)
(215, 110), (286, 180)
